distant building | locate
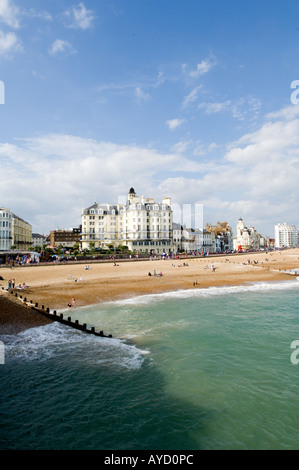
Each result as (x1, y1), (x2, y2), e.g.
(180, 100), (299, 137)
(205, 221), (233, 252)
(275, 223), (299, 248)
(181, 226), (215, 253)
(172, 222), (183, 252)
(12, 214), (32, 251)
(265, 237), (275, 248)
(50, 227), (81, 249)
(0, 207), (32, 251)
(0, 207), (13, 251)
(32, 233), (48, 248)
(233, 218), (263, 251)
(81, 188), (173, 254)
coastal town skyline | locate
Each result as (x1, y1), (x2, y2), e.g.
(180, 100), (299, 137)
(2, 196), (299, 254)
(1, 1), (299, 235)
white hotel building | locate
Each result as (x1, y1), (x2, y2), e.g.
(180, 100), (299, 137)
(275, 223), (299, 248)
(0, 207), (32, 251)
(0, 208), (12, 251)
(81, 188), (173, 254)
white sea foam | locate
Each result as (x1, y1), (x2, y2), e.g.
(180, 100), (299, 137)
(1, 322), (147, 369)
(107, 280), (299, 307)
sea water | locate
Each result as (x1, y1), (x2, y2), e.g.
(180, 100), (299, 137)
(0, 281), (298, 450)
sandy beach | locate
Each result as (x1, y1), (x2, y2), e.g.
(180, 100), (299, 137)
(1, 249), (299, 334)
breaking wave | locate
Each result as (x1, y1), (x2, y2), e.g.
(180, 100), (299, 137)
(108, 279), (299, 306)
(1, 322), (147, 369)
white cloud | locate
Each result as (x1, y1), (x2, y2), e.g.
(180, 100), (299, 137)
(0, 1), (53, 26)
(49, 39), (76, 56)
(198, 100), (232, 114)
(24, 8), (53, 21)
(1, 104), (298, 235)
(0, 0), (20, 28)
(198, 96), (261, 120)
(183, 56), (217, 79)
(166, 118), (185, 130)
(171, 140), (191, 154)
(161, 105), (299, 233)
(266, 104), (299, 121)
(63, 2), (95, 30)
(0, 28), (22, 56)
(190, 58), (214, 77)
(221, 114), (299, 221)
(0, 134), (201, 232)
(182, 86), (202, 108)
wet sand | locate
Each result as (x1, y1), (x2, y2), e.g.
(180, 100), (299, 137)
(0, 294), (53, 335)
(1, 249), (299, 335)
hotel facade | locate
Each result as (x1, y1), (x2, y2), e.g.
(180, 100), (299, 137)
(0, 207), (32, 251)
(81, 188), (173, 254)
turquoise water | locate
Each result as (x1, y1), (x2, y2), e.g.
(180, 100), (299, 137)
(0, 281), (299, 450)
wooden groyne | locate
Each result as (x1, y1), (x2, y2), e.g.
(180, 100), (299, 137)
(3, 287), (112, 338)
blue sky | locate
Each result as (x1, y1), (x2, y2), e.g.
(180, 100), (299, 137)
(1, 0), (299, 237)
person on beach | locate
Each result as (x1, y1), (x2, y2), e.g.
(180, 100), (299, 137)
(72, 297), (76, 307)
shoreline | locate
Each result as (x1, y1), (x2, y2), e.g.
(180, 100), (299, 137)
(1, 249), (299, 335)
